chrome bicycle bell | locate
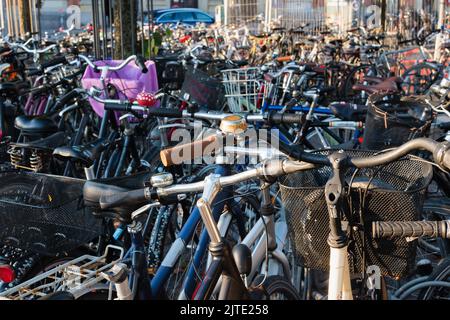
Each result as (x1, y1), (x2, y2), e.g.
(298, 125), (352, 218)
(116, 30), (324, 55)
(150, 173), (174, 188)
(219, 115), (248, 136)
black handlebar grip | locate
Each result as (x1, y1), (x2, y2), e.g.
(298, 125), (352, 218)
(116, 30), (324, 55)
(40, 56), (67, 70)
(438, 122), (450, 131)
(63, 68), (85, 81)
(269, 112), (304, 125)
(136, 55), (148, 74)
(147, 108), (183, 118)
(372, 220), (450, 239)
(104, 103), (132, 112)
(27, 69), (43, 77)
(398, 38), (415, 45)
(99, 188), (149, 210)
(27, 85), (51, 96)
(54, 90), (80, 110)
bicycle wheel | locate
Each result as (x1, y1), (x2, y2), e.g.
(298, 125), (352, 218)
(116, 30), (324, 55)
(417, 258), (450, 300)
(160, 192), (261, 300)
(420, 198), (450, 259)
(401, 62), (442, 95)
(251, 275), (301, 300)
(341, 64), (378, 104)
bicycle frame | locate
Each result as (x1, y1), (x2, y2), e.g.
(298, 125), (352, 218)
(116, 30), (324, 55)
(150, 165), (233, 299)
(207, 183), (293, 298)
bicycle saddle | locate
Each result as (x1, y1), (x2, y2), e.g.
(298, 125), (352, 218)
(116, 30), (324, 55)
(362, 76), (386, 84)
(14, 115), (58, 134)
(352, 77), (402, 94)
(83, 171), (153, 221)
(304, 63), (326, 74)
(53, 138), (110, 167)
(232, 60), (248, 67)
(329, 102), (368, 121)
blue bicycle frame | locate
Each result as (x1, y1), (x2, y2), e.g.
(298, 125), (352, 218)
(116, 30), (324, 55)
(118, 165), (232, 299)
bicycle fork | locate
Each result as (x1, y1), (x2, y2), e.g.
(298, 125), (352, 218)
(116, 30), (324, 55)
(193, 174), (250, 300)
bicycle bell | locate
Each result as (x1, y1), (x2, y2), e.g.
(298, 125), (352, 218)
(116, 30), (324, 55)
(150, 172), (174, 188)
(219, 114), (248, 138)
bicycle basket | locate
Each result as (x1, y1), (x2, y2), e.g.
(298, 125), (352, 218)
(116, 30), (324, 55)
(221, 68), (262, 112)
(180, 65), (225, 110)
(0, 170), (102, 255)
(279, 150), (433, 277)
(81, 60), (159, 119)
(362, 93), (432, 150)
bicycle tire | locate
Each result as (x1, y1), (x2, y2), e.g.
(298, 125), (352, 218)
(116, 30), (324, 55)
(251, 275), (301, 300)
(401, 62), (442, 95)
(417, 258), (450, 300)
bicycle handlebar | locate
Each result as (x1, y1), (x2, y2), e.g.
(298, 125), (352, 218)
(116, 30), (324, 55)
(78, 54), (148, 74)
(372, 220), (450, 239)
(99, 137), (450, 211)
(16, 43), (57, 54)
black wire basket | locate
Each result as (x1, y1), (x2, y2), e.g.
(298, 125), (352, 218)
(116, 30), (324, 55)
(180, 65), (226, 110)
(279, 150), (433, 277)
(0, 170), (102, 256)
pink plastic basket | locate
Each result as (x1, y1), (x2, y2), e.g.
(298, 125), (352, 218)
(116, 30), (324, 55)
(81, 60), (159, 119)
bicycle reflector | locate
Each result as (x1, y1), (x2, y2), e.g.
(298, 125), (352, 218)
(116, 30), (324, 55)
(0, 265), (15, 283)
(136, 92), (157, 107)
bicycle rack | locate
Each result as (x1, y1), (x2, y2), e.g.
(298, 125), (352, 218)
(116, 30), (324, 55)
(0, 245), (124, 300)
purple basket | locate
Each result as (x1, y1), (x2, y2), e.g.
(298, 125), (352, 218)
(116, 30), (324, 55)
(81, 60), (159, 119)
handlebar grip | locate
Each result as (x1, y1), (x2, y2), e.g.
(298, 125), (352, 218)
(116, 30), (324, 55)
(269, 112), (304, 124)
(160, 134), (219, 167)
(27, 85), (51, 96)
(40, 56), (67, 70)
(398, 38), (415, 45)
(147, 108), (183, 118)
(276, 55), (294, 62)
(372, 220), (450, 239)
(104, 103), (132, 112)
(100, 188), (149, 211)
(438, 122), (450, 131)
(54, 89), (80, 110)
(26, 69), (43, 77)
(136, 55), (148, 74)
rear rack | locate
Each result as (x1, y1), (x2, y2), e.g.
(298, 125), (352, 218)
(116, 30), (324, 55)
(0, 245), (123, 300)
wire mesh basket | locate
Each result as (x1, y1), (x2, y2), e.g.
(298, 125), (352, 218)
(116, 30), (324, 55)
(181, 65), (226, 110)
(221, 67), (263, 112)
(0, 245), (123, 300)
(262, 73), (279, 107)
(279, 150), (433, 278)
(0, 170), (102, 255)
